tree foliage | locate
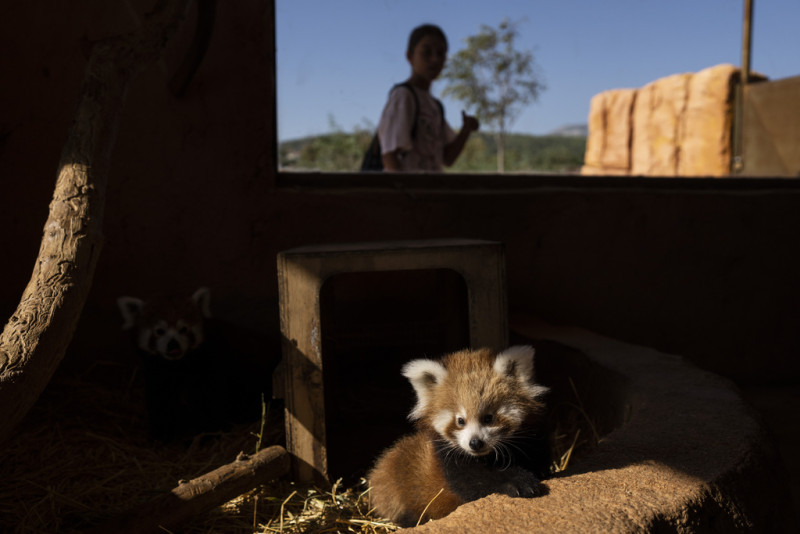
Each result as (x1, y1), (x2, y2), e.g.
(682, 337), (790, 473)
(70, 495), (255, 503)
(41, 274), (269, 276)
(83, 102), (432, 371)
(447, 133), (585, 173)
(441, 19), (545, 172)
(280, 116), (372, 172)
(279, 129), (585, 174)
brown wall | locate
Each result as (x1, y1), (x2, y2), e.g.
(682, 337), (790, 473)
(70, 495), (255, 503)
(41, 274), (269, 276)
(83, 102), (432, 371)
(742, 75), (800, 176)
(2, 1), (799, 385)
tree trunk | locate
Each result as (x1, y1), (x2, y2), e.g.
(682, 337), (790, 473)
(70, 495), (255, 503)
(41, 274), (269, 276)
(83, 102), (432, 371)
(496, 128), (506, 173)
(0, 0), (190, 445)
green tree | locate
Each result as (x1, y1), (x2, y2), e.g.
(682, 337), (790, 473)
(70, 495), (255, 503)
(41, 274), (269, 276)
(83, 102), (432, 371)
(290, 115), (372, 171)
(442, 19), (545, 172)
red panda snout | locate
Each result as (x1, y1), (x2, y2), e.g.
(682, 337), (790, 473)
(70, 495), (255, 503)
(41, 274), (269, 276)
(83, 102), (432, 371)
(455, 419), (496, 455)
(141, 320), (203, 360)
(119, 288), (210, 361)
(440, 409), (519, 456)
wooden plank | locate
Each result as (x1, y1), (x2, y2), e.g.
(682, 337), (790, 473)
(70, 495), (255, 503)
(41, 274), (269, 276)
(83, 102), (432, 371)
(742, 76), (800, 177)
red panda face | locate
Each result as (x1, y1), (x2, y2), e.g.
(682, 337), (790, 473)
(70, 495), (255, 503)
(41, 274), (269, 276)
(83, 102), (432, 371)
(403, 346), (548, 457)
(117, 288), (210, 361)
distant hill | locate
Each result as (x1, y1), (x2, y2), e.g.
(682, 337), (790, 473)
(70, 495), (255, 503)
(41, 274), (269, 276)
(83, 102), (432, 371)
(547, 124), (589, 137)
(280, 130), (586, 173)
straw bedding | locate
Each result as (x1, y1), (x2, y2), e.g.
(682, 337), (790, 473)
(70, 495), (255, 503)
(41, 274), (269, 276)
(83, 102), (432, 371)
(0, 359), (400, 533)
(0, 358), (592, 533)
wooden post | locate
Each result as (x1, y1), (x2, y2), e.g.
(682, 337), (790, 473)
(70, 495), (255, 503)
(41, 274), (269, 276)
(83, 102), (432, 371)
(732, 0), (754, 173)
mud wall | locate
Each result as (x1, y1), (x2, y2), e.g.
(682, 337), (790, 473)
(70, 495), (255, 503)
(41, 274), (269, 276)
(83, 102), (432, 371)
(1, 2), (799, 385)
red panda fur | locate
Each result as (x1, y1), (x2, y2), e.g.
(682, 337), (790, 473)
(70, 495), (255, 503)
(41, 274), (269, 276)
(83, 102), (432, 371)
(368, 346), (549, 527)
(368, 431), (461, 524)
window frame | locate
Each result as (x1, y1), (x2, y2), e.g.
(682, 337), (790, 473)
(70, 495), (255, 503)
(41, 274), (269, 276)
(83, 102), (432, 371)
(268, 0), (800, 194)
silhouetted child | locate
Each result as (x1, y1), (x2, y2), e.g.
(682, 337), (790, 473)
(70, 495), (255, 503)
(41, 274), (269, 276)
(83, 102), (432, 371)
(377, 24), (479, 172)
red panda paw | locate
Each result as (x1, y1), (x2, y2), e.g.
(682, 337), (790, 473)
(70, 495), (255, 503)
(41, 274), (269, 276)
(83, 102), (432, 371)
(497, 471), (543, 499)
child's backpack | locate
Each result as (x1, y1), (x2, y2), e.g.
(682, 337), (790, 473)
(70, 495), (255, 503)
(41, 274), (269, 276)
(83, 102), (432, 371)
(360, 83), (444, 172)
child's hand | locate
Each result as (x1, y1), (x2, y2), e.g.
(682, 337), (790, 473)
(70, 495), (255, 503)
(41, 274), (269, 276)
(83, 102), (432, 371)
(461, 110), (480, 133)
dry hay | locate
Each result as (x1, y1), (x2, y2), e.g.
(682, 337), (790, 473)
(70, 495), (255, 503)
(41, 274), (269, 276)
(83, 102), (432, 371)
(224, 479), (399, 534)
(0, 360), (399, 534)
(0, 355), (594, 533)
(550, 378), (601, 473)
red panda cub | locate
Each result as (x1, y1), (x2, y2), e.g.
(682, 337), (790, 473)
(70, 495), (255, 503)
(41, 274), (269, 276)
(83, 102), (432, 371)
(117, 287), (210, 362)
(117, 288), (264, 441)
(368, 346), (549, 527)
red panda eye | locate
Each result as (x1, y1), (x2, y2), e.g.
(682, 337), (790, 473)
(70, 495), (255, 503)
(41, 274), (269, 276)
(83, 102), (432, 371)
(456, 416), (466, 427)
(482, 414), (494, 425)
(154, 327), (166, 336)
(178, 326), (188, 334)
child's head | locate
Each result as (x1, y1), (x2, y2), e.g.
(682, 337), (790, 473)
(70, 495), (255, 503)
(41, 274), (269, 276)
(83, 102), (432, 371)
(406, 24), (448, 83)
(406, 24), (448, 58)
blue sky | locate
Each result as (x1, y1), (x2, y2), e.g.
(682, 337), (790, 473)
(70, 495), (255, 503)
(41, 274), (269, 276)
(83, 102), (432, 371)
(276, 0), (800, 141)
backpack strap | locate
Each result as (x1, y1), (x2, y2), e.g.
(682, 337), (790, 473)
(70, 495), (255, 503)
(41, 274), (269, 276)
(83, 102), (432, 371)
(393, 82), (420, 138)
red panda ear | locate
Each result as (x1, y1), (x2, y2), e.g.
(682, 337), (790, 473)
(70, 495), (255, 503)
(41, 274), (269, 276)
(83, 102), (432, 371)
(117, 296), (144, 330)
(402, 359), (448, 420)
(495, 346), (550, 399)
(192, 287), (211, 318)
(494, 345), (535, 381)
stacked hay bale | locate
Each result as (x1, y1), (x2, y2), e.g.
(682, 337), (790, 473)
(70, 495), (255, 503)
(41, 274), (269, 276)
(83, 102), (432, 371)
(582, 64), (740, 177)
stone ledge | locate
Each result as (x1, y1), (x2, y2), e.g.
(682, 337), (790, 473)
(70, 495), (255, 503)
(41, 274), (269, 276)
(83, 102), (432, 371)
(401, 318), (796, 533)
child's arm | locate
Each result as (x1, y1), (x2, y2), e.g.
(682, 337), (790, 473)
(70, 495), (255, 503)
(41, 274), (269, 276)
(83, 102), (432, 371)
(382, 150), (403, 172)
(443, 110), (480, 167)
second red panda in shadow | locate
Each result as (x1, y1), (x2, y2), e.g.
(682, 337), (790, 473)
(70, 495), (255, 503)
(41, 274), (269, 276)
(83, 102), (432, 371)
(117, 288), (267, 442)
(368, 346), (550, 527)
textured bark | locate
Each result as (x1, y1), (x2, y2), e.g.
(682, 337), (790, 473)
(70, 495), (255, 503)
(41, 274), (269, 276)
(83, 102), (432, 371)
(0, 0), (190, 445)
(87, 446), (290, 534)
